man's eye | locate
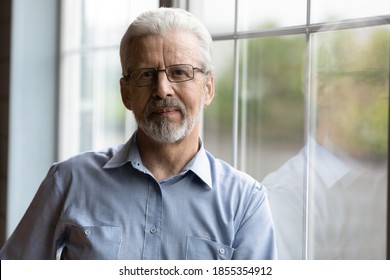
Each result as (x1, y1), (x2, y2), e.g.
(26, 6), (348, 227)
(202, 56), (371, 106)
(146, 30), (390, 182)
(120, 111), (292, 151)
(173, 69), (186, 76)
(170, 68), (191, 79)
(140, 70), (155, 79)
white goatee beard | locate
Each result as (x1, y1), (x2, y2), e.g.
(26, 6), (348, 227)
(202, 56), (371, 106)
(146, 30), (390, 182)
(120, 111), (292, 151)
(136, 96), (204, 143)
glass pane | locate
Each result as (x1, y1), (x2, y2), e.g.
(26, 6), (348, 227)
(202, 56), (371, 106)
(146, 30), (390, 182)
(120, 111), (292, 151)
(189, 0), (235, 35)
(311, 0), (390, 23)
(83, 0), (159, 48)
(59, 54), (82, 159)
(238, 0), (307, 31)
(59, 50), (127, 160)
(238, 35), (306, 259)
(84, 50), (126, 151)
(240, 35), (306, 180)
(203, 41), (235, 164)
(60, 0), (158, 159)
(61, 0), (82, 51)
(308, 25), (389, 259)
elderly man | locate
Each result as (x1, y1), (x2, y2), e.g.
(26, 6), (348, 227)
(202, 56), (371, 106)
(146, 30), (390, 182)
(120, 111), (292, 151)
(0, 8), (276, 260)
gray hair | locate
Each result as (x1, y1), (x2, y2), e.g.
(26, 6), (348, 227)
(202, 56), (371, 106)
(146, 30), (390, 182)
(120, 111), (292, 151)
(119, 8), (213, 76)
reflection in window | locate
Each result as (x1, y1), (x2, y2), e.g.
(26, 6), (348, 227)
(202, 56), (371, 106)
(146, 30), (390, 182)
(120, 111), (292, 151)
(308, 26), (388, 259)
(264, 25), (389, 259)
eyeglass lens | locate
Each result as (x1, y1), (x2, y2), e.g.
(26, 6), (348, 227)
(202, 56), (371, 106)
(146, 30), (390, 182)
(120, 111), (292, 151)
(129, 64), (196, 87)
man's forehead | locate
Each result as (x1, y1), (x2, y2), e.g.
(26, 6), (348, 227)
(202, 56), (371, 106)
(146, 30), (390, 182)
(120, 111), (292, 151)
(129, 32), (199, 49)
(127, 33), (201, 66)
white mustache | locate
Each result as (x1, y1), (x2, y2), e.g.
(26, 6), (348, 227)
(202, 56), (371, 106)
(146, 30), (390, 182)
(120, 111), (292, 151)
(144, 98), (186, 118)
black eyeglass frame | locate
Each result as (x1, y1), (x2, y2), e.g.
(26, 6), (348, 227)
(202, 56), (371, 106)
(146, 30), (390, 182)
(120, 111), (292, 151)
(123, 64), (207, 87)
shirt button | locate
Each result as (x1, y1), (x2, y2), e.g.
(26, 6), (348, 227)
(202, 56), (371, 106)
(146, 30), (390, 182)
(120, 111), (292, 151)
(84, 229), (91, 236)
(150, 227), (157, 234)
(219, 248), (225, 255)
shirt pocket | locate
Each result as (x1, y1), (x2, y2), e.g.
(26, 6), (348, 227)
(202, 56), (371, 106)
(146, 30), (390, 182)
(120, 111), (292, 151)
(63, 225), (122, 259)
(186, 236), (234, 260)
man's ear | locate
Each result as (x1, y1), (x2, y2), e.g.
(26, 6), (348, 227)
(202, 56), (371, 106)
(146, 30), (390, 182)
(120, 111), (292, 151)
(120, 78), (133, 111)
(203, 73), (215, 107)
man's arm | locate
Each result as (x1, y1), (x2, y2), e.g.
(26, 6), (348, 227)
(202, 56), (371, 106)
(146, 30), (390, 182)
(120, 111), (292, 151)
(0, 165), (65, 259)
(232, 183), (277, 260)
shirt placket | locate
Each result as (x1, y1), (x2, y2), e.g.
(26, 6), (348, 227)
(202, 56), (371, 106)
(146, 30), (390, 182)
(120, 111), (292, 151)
(142, 182), (163, 259)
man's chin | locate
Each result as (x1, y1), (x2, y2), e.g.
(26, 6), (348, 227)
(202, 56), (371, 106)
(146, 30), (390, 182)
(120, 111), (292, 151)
(148, 132), (186, 144)
(140, 123), (187, 144)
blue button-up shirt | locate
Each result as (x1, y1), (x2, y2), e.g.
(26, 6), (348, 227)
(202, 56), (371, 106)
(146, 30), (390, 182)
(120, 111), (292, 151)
(0, 133), (277, 260)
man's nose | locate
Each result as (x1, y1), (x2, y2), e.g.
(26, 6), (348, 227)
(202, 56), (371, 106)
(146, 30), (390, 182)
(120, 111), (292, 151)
(152, 71), (174, 99)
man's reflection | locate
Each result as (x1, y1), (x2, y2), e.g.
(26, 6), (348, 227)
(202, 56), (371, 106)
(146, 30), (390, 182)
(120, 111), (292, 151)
(262, 28), (388, 259)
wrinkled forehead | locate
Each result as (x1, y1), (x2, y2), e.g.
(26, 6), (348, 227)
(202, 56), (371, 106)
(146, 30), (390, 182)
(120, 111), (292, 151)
(126, 32), (202, 68)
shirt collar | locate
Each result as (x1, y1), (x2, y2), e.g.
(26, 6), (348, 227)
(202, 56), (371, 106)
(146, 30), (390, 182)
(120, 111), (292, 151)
(103, 131), (213, 189)
(308, 138), (356, 189)
(103, 134), (135, 169)
(186, 139), (213, 189)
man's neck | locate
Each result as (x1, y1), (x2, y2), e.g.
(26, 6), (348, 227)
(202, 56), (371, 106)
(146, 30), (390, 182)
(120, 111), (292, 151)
(136, 127), (200, 182)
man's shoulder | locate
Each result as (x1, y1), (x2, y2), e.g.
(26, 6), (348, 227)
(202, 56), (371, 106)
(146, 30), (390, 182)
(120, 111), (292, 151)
(205, 150), (260, 188)
(52, 144), (124, 173)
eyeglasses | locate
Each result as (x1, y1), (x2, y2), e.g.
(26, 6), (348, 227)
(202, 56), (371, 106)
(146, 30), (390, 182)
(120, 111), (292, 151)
(124, 64), (206, 87)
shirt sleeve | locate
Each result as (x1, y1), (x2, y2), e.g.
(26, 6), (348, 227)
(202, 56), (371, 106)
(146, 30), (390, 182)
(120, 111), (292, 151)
(0, 165), (65, 259)
(231, 183), (278, 260)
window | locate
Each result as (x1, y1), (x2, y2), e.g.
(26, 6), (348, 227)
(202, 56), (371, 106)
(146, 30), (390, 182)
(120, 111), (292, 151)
(59, 0), (159, 160)
(59, 0), (390, 259)
(189, 0), (389, 259)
